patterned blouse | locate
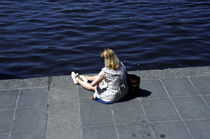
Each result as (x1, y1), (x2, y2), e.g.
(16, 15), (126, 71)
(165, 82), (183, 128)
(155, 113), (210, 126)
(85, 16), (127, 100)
(94, 62), (128, 102)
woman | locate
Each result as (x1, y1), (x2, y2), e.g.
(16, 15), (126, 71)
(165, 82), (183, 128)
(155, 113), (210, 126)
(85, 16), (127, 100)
(71, 49), (128, 103)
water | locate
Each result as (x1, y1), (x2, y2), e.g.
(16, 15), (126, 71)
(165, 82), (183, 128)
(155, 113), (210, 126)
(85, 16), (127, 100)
(0, 0), (210, 79)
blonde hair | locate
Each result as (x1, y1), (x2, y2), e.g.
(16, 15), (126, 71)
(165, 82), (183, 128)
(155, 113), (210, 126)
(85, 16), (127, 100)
(101, 49), (120, 70)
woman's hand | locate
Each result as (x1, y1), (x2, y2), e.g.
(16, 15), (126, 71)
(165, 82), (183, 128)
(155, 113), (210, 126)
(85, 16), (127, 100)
(91, 71), (104, 86)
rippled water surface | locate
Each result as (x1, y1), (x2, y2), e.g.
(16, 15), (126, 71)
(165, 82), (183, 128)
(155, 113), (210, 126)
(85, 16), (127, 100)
(0, 0), (210, 79)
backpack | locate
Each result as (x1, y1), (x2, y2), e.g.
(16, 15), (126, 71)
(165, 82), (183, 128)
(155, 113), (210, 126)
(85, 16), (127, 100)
(127, 73), (140, 97)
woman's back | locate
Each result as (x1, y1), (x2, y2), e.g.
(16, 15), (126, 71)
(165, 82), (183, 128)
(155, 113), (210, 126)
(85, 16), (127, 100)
(103, 62), (127, 88)
(97, 62), (128, 102)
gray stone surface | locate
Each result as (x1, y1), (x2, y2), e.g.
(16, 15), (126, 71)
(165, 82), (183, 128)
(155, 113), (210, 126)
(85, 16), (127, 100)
(172, 97), (210, 120)
(47, 107), (80, 139)
(78, 86), (93, 104)
(11, 129), (46, 139)
(140, 80), (168, 99)
(80, 102), (113, 127)
(15, 77), (48, 89)
(0, 90), (19, 108)
(117, 123), (155, 139)
(0, 66), (210, 139)
(0, 132), (9, 139)
(152, 121), (192, 139)
(46, 75), (81, 139)
(111, 100), (146, 125)
(141, 98), (180, 121)
(82, 126), (118, 139)
(50, 75), (72, 88)
(0, 109), (14, 132)
(18, 88), (48, 108)
(185, 119), (210, 139)
(190, 76), (210, 96)
(203, 96), (210, 107)
(162, 78), (198, 97)
(48, 86), (78, 106)
(48, 105), (80, 128)
(138, 66), (210, 80)
(13, 108), (47, 133)
(0, 80), (48, 139)
(0, 79), (17, 90)
(48, 87), (71, 105)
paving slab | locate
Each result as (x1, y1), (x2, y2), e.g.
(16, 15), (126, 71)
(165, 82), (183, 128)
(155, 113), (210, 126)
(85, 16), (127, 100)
(0, 132), (9, 139)
(46, 106), (80, 139)
(18, 88), (48, 108)
(190, 76), (210, 96)
(49, 75), (73, 88)
(13, 108), (47, 133)
(172, 96), (210, 120)
(141, 98), (180, 122)
(0, 90), (19, 109)
(49, 104), (80, 127)
(138, 66), (210, 80)
(82, 125), (118, 139)
(185, 119), (210, 139)
(140, 80), (168, 99)
(78, 86), (93, 104)
(46, 75), (81, 139)
(117, 123), (155, 139)
(48, 86), (78, 106)
(79, 101), (113, 127)
(162, 78), (198, 97)
(152, 121), (192, 139)
(11, 129), (46, 139)
(0, 77), (49, 139)
(0, 109), (14, 133)
(111, 100), (146, 125)
(203, 96), (210, 107)
(15, 77), (48, 89)
(0, 79), (17, 90)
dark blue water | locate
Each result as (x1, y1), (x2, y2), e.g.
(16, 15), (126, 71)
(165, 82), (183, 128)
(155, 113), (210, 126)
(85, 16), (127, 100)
(0, 0), (210, 79)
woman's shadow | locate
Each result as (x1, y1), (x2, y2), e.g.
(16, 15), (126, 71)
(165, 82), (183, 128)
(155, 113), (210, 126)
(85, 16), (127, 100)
(119, 88), (152, 102)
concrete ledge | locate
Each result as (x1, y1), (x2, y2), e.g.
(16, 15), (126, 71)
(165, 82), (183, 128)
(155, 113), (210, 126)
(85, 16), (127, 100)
(132, 66), (210, 80)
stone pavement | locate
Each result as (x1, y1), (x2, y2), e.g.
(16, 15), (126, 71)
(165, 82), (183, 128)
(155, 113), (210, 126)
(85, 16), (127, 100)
(0, 78), (48, 139)
(0, 66), (210, 139)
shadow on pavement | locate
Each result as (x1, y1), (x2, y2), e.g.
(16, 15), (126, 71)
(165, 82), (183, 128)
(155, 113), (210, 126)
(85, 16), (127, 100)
(119, 88), (152, 102)
(138, 88), (152, 97)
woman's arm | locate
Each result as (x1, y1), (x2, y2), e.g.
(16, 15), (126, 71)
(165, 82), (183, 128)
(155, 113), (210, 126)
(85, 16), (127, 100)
(91, 71), (104, 86)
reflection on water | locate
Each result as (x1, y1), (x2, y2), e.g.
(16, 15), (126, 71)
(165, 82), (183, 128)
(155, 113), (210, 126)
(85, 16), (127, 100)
(0, 0), (210, 79)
